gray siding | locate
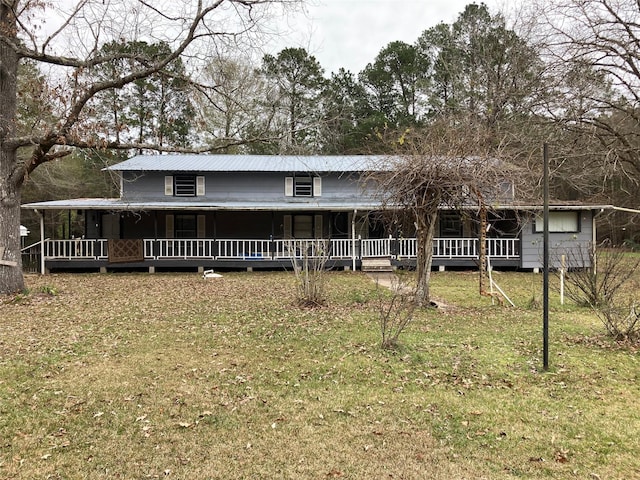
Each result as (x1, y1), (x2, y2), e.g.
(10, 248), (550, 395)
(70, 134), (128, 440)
(121, 171), (365, 203)
(520, 211), (593, 269)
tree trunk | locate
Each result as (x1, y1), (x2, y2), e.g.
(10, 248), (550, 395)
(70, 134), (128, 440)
(0, 178), (24, 293)
(415, 209), (438, 306)
(0, 5), (25, 294)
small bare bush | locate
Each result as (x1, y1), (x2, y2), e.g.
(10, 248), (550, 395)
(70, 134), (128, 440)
(375, 275), (418, 350)
(560, 241), (639, 307)
(560, 241), (640, 341)
(593, 302), (640, 342)
(292, 240), (329, 307)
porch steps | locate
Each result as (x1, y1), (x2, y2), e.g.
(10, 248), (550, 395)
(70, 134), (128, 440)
(361, 257), (393, 272)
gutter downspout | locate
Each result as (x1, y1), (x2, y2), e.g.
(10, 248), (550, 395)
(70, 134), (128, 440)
(352, 209), (357, 271)
(610, 206), (640, 214)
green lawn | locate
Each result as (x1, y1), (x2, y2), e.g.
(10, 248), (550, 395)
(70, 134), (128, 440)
(0, 270), (638, 479)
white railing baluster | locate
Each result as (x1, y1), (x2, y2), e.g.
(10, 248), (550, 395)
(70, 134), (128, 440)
(40, 237), (520, 263)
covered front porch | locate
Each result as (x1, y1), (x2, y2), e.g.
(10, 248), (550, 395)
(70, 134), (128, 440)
(24, 236), (522, 273)
(20, 198), (525, 273)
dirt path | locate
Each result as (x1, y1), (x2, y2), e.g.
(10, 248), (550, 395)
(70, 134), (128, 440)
(366, 272), (447, 309)
(365, 272), (400, 290)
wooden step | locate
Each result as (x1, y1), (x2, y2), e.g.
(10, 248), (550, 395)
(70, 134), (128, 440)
(361, 257), (393, 272)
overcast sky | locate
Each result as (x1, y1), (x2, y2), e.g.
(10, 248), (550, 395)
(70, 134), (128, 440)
(271, 0), (503, 75)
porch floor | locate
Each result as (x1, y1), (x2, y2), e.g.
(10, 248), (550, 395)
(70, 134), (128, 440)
(41, 257), (521, 273)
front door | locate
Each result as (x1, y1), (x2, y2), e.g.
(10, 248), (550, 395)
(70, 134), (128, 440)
(102, 213), (121, 239)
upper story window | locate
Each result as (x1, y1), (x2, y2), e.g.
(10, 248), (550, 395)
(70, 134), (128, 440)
(174, 175), (196, 196)
(285, 175), (322, 197)
(294, 176), (313, 196)
(165, 175), (205, 197)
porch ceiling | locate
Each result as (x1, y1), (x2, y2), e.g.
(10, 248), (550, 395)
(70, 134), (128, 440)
(21, 198), (614, 212)
(20, 198), (383, 212)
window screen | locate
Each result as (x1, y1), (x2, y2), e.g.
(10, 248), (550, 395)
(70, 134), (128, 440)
(175, 214), (197, 238)
(534, 211), (580, 233)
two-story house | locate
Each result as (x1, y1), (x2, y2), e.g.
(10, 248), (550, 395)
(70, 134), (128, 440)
(21, 154), (609, 273)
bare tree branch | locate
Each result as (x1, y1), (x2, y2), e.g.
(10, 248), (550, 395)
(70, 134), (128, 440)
(366, 120), (523, 305)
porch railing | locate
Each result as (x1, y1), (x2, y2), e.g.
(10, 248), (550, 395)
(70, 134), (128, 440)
(36, 237), (520, 262)
(43, 238), (109, 259)
(433, 238), (478, 258)
(361, 237), (392, 258)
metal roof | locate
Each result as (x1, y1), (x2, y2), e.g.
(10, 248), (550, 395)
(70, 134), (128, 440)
(106, 155), (391, 173)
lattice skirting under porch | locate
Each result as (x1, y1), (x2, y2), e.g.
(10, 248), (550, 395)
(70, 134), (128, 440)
(108, 239), (144, 263)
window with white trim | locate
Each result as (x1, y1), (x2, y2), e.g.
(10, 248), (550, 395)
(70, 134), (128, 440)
(534, 211), (580, 233)
(285, 175), (322, 197)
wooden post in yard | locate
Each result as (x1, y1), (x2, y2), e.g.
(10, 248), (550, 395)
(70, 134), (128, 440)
(560, 254), (565, 305)
(543, 143), (550, 371)
(478, 202), (487, 296)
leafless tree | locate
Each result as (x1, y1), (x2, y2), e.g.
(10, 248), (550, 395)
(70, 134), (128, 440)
(526, 0), (640, 211)
(194, 52), (273, 152)
(367, 121), (521, 306)
(0, 0), (300, 293)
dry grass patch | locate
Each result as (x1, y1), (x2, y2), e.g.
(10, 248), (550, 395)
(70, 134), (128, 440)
(1, 270), (639, 479)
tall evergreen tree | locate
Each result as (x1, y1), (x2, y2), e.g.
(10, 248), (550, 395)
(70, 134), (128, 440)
(417, 3), (542, 136)
(256, 47), (326, 153)
(359, 41), (430, 128)
(87, 40), (195, 151)
(319, 68), (371, 154)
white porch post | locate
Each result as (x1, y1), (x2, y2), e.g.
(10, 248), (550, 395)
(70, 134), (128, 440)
(351, 209), (357, 271)
(38, 210), (45, 275)
(592, 209), (603, 275)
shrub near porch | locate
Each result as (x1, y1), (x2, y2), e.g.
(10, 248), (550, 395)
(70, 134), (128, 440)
(0, 271), (638, 479)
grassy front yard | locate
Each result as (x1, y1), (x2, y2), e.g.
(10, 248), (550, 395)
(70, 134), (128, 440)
(1, 270), (639, 479)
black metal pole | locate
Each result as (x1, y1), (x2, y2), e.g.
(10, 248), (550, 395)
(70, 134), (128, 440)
(543, 143), (550, 371)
